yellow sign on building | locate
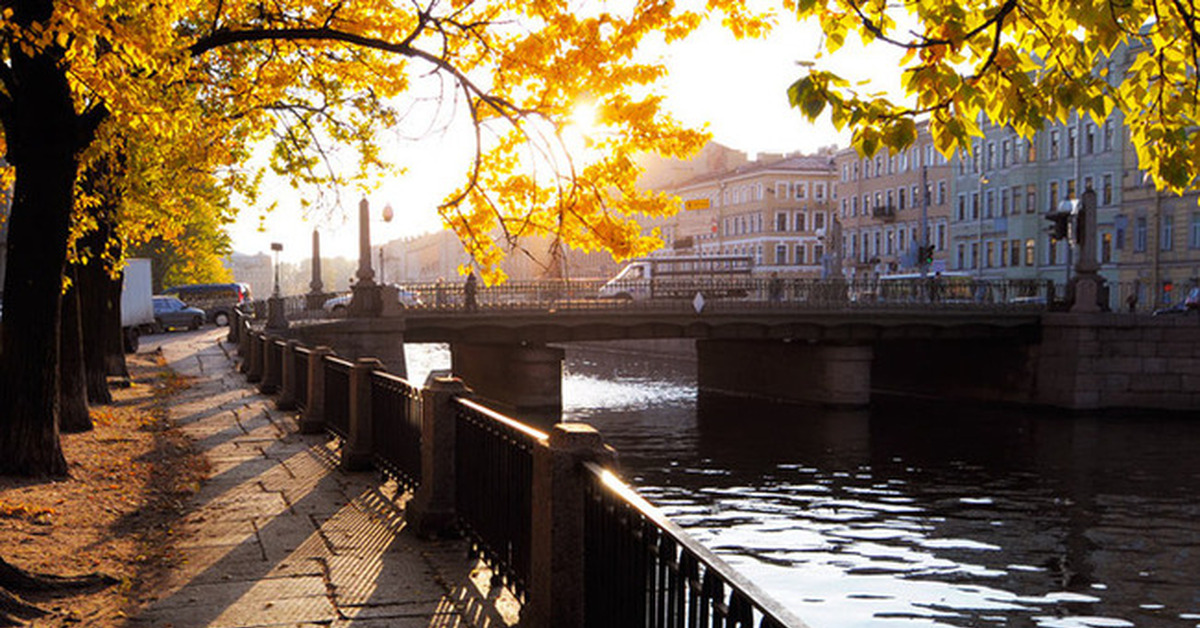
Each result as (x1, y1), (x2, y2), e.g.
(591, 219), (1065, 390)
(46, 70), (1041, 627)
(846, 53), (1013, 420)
(684, 198), (711, 211)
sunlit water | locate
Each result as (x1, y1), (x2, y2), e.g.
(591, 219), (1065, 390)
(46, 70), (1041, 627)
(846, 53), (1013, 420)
(405, 343), (1200, 628)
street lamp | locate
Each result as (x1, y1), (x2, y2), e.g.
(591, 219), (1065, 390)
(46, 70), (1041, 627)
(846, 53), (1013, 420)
(977, 175), (989, 280)
(270, 242), (283, 298)
(266, 242), (288, 330)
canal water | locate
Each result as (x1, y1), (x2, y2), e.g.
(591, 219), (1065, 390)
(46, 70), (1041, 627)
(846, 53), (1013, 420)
(405, 343), (1200, 628)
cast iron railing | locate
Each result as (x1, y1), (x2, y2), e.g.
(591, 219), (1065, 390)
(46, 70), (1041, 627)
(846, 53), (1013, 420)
(369, 371), (423, 491)
(301, 277), (1053, 317)
(269, 339), (285, 383)
(453, 397), (547, 601)
(293, 345), (310, 411)
(583, 463), (807, 628)
(323, 356), (353, 439)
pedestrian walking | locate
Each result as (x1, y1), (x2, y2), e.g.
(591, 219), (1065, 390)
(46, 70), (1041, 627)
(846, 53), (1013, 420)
(464, 271), (478, 312)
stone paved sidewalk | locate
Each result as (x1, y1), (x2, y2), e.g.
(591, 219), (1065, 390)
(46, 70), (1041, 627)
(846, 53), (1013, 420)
(130, 328), (516, 628)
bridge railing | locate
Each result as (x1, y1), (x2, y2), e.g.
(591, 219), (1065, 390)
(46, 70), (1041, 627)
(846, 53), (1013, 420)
(234, 327), (808, 628)
(282, 277), (1053, 320)
(293, 345), (310, 412)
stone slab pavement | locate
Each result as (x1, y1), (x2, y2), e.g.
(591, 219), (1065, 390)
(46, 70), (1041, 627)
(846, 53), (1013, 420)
(129, 328), (519, 628)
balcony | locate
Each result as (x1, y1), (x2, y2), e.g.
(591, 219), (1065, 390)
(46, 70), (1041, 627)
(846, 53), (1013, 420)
(872, 204), (897, 221)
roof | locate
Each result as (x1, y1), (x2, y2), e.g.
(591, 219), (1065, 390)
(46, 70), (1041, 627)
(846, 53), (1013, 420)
(670, 153), (836, 190)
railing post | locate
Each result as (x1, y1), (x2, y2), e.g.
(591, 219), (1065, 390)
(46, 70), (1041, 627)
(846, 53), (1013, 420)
(524, 423), (614, 628)
(236, 317), (250, 358)
(228, 307), (241, 343)
(246, 332), (264, 383)
(277, 339), (300, 410)
(408, 376), (472, 538)
(258, 336), (281, 394)
(342, 357), (383, 471)
(300, 346), (333, 434)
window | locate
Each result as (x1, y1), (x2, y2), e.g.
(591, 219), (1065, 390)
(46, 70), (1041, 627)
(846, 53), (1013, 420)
(795, 212), (806, 231)
(776, 244), (788, 265)
(1025, 239), (1035, 266)
(797, 182), (808, 199)
(925, 145), (934, 167)
(1103, 174), (1113, 205)
(1011, 185), (1023, 214)
(1026, 184), (1037, 214)
(1067, 126), (1076, 158)
(851, 197), (858, 217)
(1102, 232), (1113, 263)
(888, 155), (895, 175)
(778, 181), (790, 197)
(972, 192), (980, 219)
(957, 195), (966, 221)
(863, 158), (872, 178)
(1162, 213), (1174, 251)
(795, 244), (806, 265)
(1027, 135), (1038, 161)
(1104, 121), (1114, 151)
(956, 244), (965, 269)
(970, 242), (979, 268)
(813, 212), (825, 230)
(885, 230), (895, 255)
(1050, 129), (1060, 159)
(813, 244), (824, 261)
(937, 181), (947, 205)
(1001, 188), (1010, 216)
(1010, 239), (1021, 266)
(1048, 238), (1058, 265)
(987, 142), (996, 170)
(898, 187), (907, 210)
(815, 182), (826, 200)
(1085, 123), (1095, 154)
(1135, 216), (1148, 252)
(1066, 178), (1076, 201)
(937, 224), (946, 249)
(1001, 140), (1010, 168)
(1048, 181), (1059, 211)
(1192, 212), (1200, 249)
(985, 190), (995, 218)
(985, 240), (995, 267)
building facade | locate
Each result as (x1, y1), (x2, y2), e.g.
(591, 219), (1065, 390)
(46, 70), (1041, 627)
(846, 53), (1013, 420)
(834, 122), (953, 279)
(659, 152), (838, 277)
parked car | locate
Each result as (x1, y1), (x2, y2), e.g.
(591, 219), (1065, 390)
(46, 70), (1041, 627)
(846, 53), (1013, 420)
(323, 285), (422, 316)
(1152, 286), (1200, 316)
(162, 282), (251, 326)
(153, 296), (207, 331)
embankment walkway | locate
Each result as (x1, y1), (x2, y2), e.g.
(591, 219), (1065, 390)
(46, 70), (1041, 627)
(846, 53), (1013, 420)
(130, 328), (514, 628)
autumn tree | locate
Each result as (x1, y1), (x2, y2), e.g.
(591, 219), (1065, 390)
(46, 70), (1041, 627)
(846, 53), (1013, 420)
(0, 0), (771, 479)
(787, 0), (1200, 199)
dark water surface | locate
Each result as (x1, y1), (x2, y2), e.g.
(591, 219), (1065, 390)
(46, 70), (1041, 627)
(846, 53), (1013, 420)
(407, 343), (1200, 628)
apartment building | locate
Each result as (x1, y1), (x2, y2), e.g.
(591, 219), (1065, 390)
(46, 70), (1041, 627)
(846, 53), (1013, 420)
(1117, 164), (1200, 309)
(660, 151), (838, 277)
(834, 121), (952, 279)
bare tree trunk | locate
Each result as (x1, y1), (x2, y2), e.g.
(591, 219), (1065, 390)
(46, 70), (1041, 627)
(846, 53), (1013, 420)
(59, 268), (92, 434)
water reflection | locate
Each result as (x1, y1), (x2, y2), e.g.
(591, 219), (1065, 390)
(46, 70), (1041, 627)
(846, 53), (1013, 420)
(407, 343), (1200, 628)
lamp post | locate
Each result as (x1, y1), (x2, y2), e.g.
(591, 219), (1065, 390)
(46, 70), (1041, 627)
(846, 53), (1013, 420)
(349, 197), (382, 317)
(266, 242), (288, 330)
(977, 174), (989, 280)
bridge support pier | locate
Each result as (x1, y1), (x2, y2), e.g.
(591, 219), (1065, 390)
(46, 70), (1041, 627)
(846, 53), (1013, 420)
(290, 319), (408, 380)
(697, 339), (873, 407)
(450, 342), (564, 427)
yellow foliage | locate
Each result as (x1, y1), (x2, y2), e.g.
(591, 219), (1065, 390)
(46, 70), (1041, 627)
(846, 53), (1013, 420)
(787, 0), (1200, 199)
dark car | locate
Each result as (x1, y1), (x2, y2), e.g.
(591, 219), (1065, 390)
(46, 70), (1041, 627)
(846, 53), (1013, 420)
(162, 283), (251, 326)
(153, 296), (206, 331)
(1152, 286), (1200, 316)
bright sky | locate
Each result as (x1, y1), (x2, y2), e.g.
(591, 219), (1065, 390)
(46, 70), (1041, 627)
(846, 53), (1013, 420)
(228, 12), (906, 263)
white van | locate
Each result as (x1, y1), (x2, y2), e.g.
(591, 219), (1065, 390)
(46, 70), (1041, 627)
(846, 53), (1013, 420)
(598, 255), (754, 301)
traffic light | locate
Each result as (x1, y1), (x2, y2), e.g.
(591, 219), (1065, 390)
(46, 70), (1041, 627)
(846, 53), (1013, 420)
(1046, 211), (1070, 240)
(918, 244), (935, 265)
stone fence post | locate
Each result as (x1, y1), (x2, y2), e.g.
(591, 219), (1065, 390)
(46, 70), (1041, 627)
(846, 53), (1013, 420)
(245, 332), (264, 383)
(277, 339), (300, 410)
(236, 318), (251, 358)
(342, 357), (384, 471)
(228, 307), (241, 343)
(300, 346), (333, 434)
(523, 423), (615, 628)
(408, 376), (472, 538)
(258, 336), (282, 394)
